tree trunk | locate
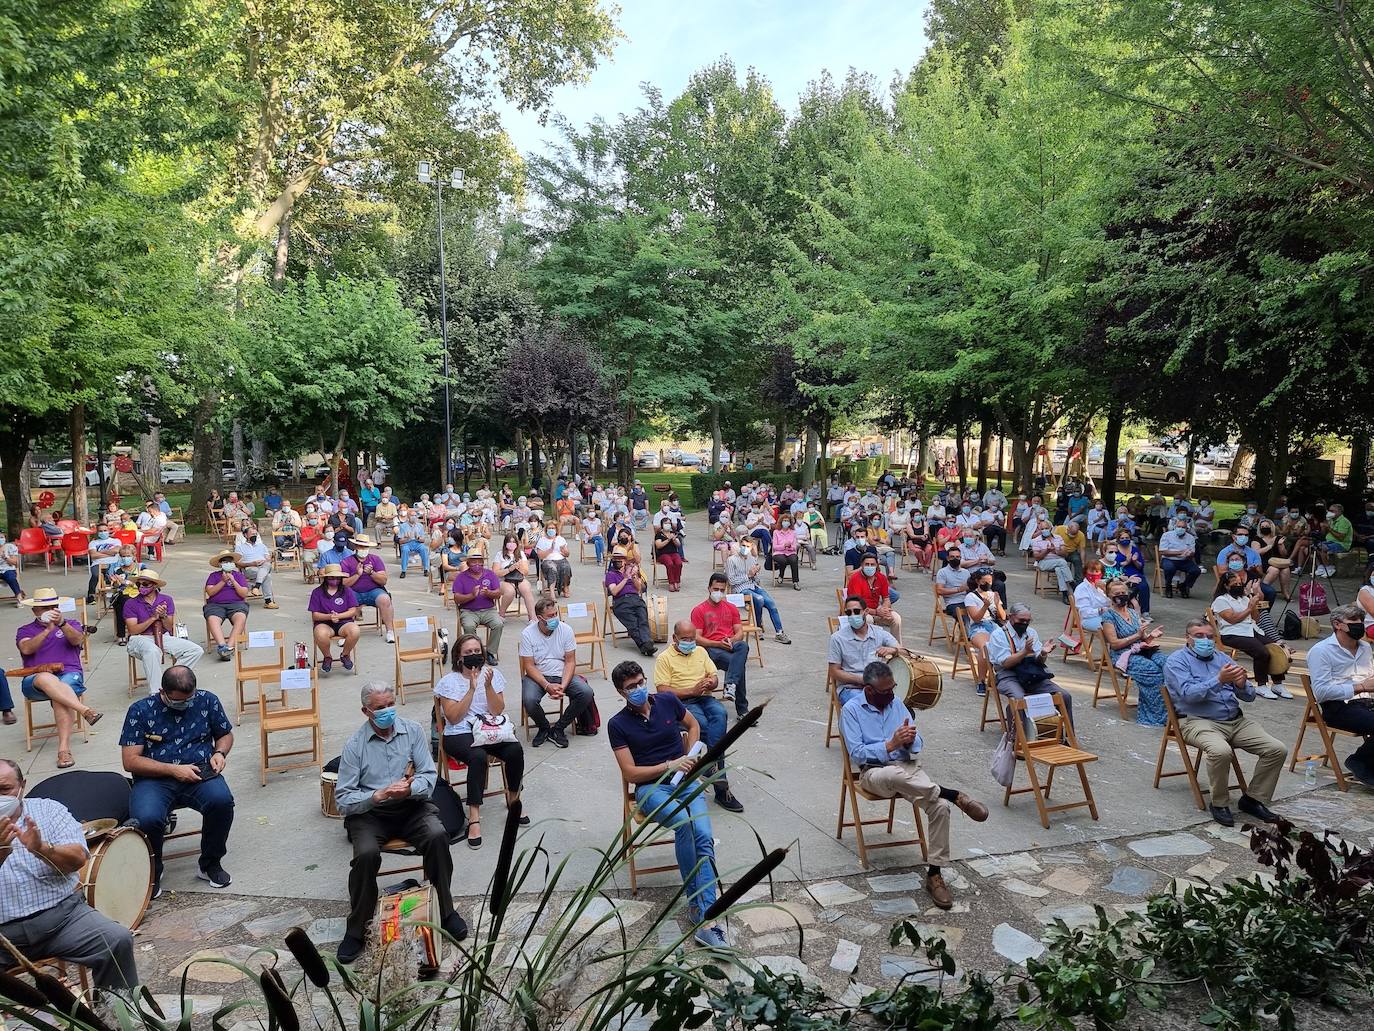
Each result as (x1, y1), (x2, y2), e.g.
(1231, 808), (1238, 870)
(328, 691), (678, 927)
(231, 420), (247, 482)
(139, 426), (162, 490)
(530, 435), (543, 489)
(772, 415), (786, 474)
(1102, 404), (1122, 508)
(819, 422), (831, 481)
(916, 425), (931, 479)
(187, 394), (222, 528)
(954, 421), (968, 490)
(93, 425), (108, 509)
(251, 437), (268, 471)
(801, 425), (819, 489)
(709, 403), (722, 474)
(590, 431), (602, 479)
(69, 404), (89, 525)
(1347, 433), (1368, 510)
(976, 420), (991, 493)
(272, 203), (293, 285)
(0, 428), (31, 538)
(328, 418), (348, 491)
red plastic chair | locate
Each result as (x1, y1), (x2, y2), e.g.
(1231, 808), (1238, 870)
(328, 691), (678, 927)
(139, 533), (164, 562)
(114, 529), (137, 546)
(60, 532), (90, 575)
(17, 528), (51, 571)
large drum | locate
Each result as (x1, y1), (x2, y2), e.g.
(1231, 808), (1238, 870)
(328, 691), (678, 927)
(889, 654), (943, 710)
(82, 826), (153, 930)
(648, 595), (669, 643)
(320, 771), (342, 818)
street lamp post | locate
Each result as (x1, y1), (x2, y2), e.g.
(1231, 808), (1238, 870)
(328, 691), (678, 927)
(418, 161), (464, 480)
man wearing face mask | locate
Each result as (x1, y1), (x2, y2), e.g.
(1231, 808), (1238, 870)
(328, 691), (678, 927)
(605, 547), (655, 656)
(1163, 619), (1287, 826)
(828, 596), (904, 707)
(841, 662), (988, 909)
(84, 519), (124, 604)
(935, 547), (971, 623)
(333, 682), (466, 964)
(317, 527), (355, 572)
(691, 573), (751, 717)
(846, 550), (903, 644)
(234, 520), (279, 610)
(1158, 516), (1200, 599)
(608, 660), (726, 948)
(987, 604), (1072, 736)
(0, 758), (139, 991)
(654, 621), (743, 812)
(120, 666), (235, 892)
(124, 571), (205, 692)
(1305, 606), (1374, 786)
(724, 537), (792, 644)
(453, 550), (505, 664)
(396, 510), (430, 577)
(1316, 503), (1354, 578)
(1031, 524), (1075, 605)
(342, 535), (396, 645)
(518, 599), (594, 748)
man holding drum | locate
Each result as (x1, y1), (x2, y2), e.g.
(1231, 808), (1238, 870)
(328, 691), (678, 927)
(0, 757), (139, 992)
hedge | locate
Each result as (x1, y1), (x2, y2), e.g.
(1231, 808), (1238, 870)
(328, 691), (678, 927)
(688, 472), (798, 507)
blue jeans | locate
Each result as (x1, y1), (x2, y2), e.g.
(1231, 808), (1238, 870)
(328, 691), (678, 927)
(681, 697), (728, 780)
(0, 570), (19, 597)
(706, 642), (750, 716)
(838, 685), (862, 707)
(21, 671), (84, 702)
(740, 585), (783, 633)
(399, 540), (430, 573)
(635, 782), (718, 920)
(0, 676), (12, 712)
(588, 534), (605, 563)
(1161, 558), (1200, 591)
(129, 775), (235, 868)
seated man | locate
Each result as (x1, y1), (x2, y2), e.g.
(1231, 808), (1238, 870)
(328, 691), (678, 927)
(15, 588), (102, 766)
(1162, 618), (1287, 826)
(0, 758), (138, 992)
(84, 520), (123, 605)
(655, 621), (743, 811)
(1030, 524), (1074, 604)
(152, 492), (181, 544)
(333, 682), (467, 964)
(373, 489), (399, 538)
(518, 599), (594, 748)
(1157, 515), (1200, 599)
(342, 535), (396, 644)
(317, 528), (355, 571)
(453, 551), (505, 665)
(135, 501), (167, 557)
(272, 500), (303, 555)
(840, 661), (987, 910)
(120, 665), (235, 893)
(223, 491), (253, 526)
(692, 573), (751, 717)
(608, 660), (727, 947)
(724, 537), (791, 644)
(124, 570), (205, 691)
(396, 509), (430, 577)
(1053, 519), (1087, 583)
(1317, 503), (1354, 577)
(1306, 606), (1374, 786)
(335, 489), (365, 534)
(234, 520), (279, 609)
(986, 603), (1072, 735)
(828, 596), (903, 707)
(845, 551), (903, 643)
(935, 548), (971, 623)
(605, 547), (655, 656)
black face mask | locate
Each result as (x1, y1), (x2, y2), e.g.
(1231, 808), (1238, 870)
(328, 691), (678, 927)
(461, 653), (485, 670)
(947, 557), (961, 568)
(1112, 595), (1128, 607)
(1011, 621), (1030, 635)
(863, 688), (895, 709)
(1227, 585), (1245, 598)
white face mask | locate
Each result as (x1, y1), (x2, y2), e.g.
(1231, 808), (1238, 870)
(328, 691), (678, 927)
(219, 561), (235, 572)
(0, 793), (20, 821)
(709, 589), (725, 603)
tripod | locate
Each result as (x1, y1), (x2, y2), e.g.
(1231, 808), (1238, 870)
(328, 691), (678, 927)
(1274, 540), (1339, 628)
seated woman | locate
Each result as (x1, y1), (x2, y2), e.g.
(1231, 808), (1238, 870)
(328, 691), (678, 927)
(203, 549), (250, 661)
(307, 564), (361, 674)
(771, 514), (801, 589)
(1072, 558), (1110, 635)
(1358, 566), (1374, 638)
(1106, 532), (1151, 615)
(28, 504), (62, 540)
(438, 528), (468, 586)
(491, 533), (536, 619)
(1101, 579), (1166, 727)
(962, 569), (1005, 696)
(654, 519), (684, 593)
(905, 509), (934, 571)
(435, 633), (527, 850)
(711, 516), (738, 556)
(1211, 570), (1294, 701)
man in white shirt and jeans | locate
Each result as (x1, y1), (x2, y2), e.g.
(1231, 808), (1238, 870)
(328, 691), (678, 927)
(1307, 605), (1374, 786)
(518, 599), (594, 749)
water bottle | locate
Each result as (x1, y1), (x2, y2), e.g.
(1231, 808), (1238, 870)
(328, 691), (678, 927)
(1304, 760), (1317, 786)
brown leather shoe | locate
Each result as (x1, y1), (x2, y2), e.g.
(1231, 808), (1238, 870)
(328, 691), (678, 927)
(926, 871), (953, 910)
(954, 792), (989, 822)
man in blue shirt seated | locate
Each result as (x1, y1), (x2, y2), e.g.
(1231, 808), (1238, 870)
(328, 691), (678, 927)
(317, 528), (355, 571)
(1163, 618), (1287, 827)
(120, 665), (236, 895)
(608, 660), (727, 948)
(840, 662), (987, 911)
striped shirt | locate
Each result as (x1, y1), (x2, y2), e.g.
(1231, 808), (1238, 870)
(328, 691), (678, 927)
(0, 797), (87, 922)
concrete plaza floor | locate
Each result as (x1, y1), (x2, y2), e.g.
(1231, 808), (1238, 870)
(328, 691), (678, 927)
(3, 512), (1369, 910)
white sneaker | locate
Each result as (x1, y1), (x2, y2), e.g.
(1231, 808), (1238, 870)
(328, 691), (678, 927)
(1273, 683), (1293, 699)
(385, 630), (395, 644)
(1254, 685), (1279, 700)
(722, 684), (736, 701)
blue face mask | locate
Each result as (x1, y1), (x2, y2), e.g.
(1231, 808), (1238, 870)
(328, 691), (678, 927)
(1227, 559), (1245, 571)
(370, 706), (396, 730)
(1191, 638), (1216, 660)
(626, 686), (649, 707)
(543, 617), (560, 631)
(677, 639), (696, 654)
(847, 613), (866, 630)
(97, 530), (110, 539)
(1235, 535), (1249, 546)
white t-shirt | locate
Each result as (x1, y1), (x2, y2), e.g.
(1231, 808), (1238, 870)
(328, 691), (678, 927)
(519, 621), (577, 679)
(1358, 584), (1374, 627)
(537, 533), (569, 561)
(1211, 594), (1256, 637)
(434, 668), (507, 733)
(582, 517), (602, 540)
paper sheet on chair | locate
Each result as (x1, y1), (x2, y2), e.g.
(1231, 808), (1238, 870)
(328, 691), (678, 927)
(564, 602), (588, 618)
(280, 667), (312, 691)
(248, 630), (275, 648)
(1023, 693), (1057, 720)
(404, 616), (430, 634)
(726, 593), (746, 607)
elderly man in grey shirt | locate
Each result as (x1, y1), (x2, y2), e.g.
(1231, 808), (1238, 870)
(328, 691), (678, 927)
(333, 682), (466, 963)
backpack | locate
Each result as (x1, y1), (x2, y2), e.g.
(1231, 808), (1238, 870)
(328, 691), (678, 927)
(1299, 580), (1329, 617)
(1281, 609), (1302, 641)
(429, 780), (468, 843)
(575, 697), (601, 736)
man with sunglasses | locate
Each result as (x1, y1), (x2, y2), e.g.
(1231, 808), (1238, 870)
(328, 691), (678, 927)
(120, 666), (235, 897)
(828, 596), (907, 707)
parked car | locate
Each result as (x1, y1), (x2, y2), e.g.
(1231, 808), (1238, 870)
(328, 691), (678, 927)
(220, 461), (238, 483)
(678, 454), (703, 468)
(1132, 450), (1215, 484)
(160, 461), (193, 484)
(665, 447), (684, 463)
(37, 459), (103, 488)
(636, 453), (662, 470)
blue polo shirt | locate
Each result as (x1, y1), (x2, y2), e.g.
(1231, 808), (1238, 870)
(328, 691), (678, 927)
(119, 692), (233, 770)
(607, 692), (688, 767)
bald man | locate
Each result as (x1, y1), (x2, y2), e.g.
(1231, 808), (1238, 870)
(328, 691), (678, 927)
(652, 620), (744, 812)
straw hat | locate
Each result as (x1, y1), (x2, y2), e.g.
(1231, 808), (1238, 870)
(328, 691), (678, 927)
(133, 570), (166, 587)
(20, 587), (68, 608)
(351, 534), (376, 548)
(209, 549), (237, 568)
(319, 563), (345, 578)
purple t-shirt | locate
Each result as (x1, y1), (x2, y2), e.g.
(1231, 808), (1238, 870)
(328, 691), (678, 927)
(205, 570), (248, 604)
(604, 568), (640, 597)
(452, 568), (500, 610)
(341, 553), (384, 593)
(16, 619), (84, 674)
(123, 592), (174, 637)
(308, 584), (359, 623)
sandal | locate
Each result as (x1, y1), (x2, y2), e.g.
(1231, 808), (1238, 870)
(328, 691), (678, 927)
(467, 819), (482, 850)
(82, 709), (104, 726)
(56, 750), (75, 769)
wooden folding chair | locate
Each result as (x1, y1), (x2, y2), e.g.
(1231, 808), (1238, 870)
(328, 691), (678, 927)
(824, 615), (843, 747)
(602, 591), (624, 646)
(1031, 564), (1058, 597)
(1092, 629), (1134, 717)
(17, 686), (89, 753)
(394, 615), (441, 704)
(1290, 673), (1358, 791)
(433, 699), (507, 799)
(927, 584), (957, 652)
(949, 616), (980, 681)
(979, 675), (1007, 732)
(1154, 687), (1248, 808)
(258, 666), (322, 785)
(728, 594), (766, 668)
(127, 651), (148, 697)
(232, 630), (287, 724)
(835, 738), (928, 869)
(1003, 694), (1099, 829)
(560, 601), (607, 679)
(1204, 610), (1240, 660)
(621, 776), (679, 894)
(1152, 546), (1164, 592)
(1060, 596), (1099, 668)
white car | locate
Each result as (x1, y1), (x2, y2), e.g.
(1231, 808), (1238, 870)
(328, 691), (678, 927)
(160, 461), (193, 484)
(677, 454), (703, 468)
(37, 460), (103, 488)
(1132, 451), (1215, 485)
(635, 453), (661, 470)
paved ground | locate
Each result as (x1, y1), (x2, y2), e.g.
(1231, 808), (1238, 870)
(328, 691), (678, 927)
(3, 513), (1371, 1006)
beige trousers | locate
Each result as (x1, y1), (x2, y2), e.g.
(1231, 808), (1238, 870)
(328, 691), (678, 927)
(858, 759), (951, 865)
(1177, 713), (1287, 807)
